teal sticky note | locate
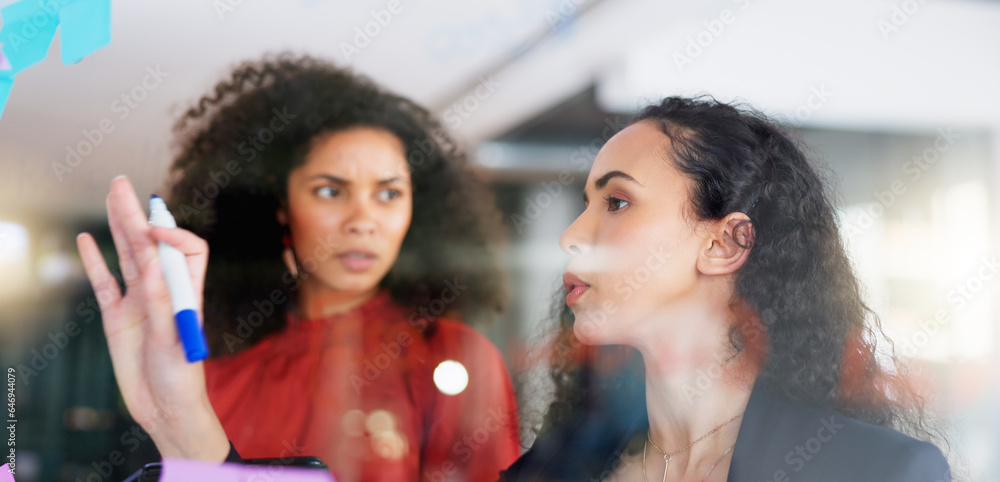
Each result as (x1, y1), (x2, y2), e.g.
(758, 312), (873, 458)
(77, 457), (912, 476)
(0, 0), (113, 119)
(59, 0), (111, 65)
(0, 0), (60, 74)
(0, 75), (14, 121)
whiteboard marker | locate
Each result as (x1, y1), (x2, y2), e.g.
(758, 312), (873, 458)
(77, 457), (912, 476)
(148, 195), (209, 362)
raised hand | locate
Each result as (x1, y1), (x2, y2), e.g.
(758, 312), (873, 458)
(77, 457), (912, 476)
(75, 176), (229, 461)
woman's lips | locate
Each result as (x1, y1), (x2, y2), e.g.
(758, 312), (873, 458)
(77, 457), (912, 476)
(337, 251), (377, 272)
(563, 272), (590, 307)
(566, 285), (589, 307)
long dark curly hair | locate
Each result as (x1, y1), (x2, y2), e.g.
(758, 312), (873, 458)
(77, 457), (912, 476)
(538, 96), (944, 449)
(165, 53), (508, 357)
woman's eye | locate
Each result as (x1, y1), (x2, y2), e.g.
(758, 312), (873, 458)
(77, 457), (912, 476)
(605, 195), (628, 212)
(315, 186), (339, 198)
(377, 189), (402, 201)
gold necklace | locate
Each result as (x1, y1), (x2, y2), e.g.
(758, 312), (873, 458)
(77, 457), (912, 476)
(703, 444), (736, 478)
(642, 413), (743, 482)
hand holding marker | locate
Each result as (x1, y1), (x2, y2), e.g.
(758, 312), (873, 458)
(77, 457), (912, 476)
(148, 195), (210, 362)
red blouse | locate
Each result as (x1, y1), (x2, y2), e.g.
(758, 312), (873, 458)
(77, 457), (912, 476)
(204, 289), (520, 481)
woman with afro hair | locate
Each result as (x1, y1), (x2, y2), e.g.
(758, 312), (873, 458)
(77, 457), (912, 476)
(76, 53), (520, 481)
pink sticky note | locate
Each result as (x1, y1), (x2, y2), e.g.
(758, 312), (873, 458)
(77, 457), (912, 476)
(161, 458), (335, 482)
(0, 44), (11, 71)
(0, 464), (14, 482)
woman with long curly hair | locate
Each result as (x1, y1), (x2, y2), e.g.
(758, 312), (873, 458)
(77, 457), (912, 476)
(75, 54), (519, 481)
(502, 96), (950, 481)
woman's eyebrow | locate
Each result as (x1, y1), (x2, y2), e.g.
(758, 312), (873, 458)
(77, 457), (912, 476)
(377, 176), (405, 185)
(583, 170), (643, 203)
(309, 174), (348, 184)
(307, 175), (405, 185)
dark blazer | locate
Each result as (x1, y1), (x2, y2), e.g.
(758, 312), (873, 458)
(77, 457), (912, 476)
(500, 382), (951, 481)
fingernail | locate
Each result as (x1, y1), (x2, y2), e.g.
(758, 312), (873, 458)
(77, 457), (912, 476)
(112, 175), (127, 182)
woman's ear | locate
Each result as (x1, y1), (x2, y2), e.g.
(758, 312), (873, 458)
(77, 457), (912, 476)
(696, 212), (754, 276)
(276, 207), (288, 226)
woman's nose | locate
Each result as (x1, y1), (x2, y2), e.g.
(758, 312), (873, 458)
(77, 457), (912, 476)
(344, 200), (377, 235)
(559, 215), (590, 257)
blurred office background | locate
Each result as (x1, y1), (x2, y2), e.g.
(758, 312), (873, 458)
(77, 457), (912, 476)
(0, 0), (998, 480)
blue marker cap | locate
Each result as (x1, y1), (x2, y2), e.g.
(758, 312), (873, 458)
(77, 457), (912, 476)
(175, 309), (209, 362)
